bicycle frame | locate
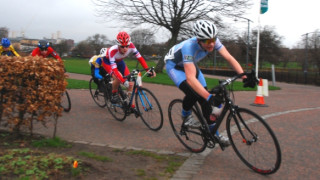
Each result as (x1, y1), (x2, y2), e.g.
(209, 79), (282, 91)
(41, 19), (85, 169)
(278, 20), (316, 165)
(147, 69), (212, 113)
(195, 73), (249, 150)
(121, 69), (154, 113)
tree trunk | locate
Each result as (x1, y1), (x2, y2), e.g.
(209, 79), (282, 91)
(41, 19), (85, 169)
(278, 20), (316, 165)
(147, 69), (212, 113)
(154, 34), (179, 73)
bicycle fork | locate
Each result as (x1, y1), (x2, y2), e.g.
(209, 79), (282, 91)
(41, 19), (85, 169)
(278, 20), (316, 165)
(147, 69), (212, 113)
(137, 89), (153, 112)
(232, 108), (258, 146)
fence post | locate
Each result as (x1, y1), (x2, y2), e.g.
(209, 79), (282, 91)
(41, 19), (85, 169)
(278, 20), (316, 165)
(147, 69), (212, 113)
(271, 64), (276, 86)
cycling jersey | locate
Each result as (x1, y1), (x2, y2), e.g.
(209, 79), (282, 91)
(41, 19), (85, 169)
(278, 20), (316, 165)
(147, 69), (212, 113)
(31, 46), (62, 61)
(0, 45), (20, 57)
(89, 55), (106, 68)
(103, 43), (148, 83)
(165, 37), (223, 67)
(165, 37), (223, 87)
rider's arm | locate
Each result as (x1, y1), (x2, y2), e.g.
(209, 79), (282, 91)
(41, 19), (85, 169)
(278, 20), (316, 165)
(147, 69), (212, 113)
(136, 56), (148, 70)
(47, 47), (62, 62)
(218, 46), (244, 78)
(94, 57), (103, 79)
(184, 63), (211, 100)
(108, 57), (126, 83)
(9, 46), (20, 57)
(31, 48), (40, 57)
(131, 44), (148, 69)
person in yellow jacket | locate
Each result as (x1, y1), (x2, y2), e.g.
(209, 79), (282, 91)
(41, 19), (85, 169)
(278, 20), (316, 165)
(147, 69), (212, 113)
(0, 38), (20, 56)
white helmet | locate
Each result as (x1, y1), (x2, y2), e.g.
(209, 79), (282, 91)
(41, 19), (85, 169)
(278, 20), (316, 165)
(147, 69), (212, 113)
(192, 20), (218, 39)
(100, 48), (107, 56)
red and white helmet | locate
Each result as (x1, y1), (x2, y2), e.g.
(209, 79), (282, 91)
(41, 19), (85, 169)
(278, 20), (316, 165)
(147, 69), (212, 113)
(116, 31), (131, 46)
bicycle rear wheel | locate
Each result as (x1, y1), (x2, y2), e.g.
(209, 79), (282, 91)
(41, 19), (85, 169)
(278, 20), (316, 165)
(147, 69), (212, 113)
(135, 87), (163, 131)
(168, 99), (207, 153)
(89, 78), (106, 107)
(226, 107), (281, 175)
(61, 90), (71, 112)
(105, 84), (126, 121)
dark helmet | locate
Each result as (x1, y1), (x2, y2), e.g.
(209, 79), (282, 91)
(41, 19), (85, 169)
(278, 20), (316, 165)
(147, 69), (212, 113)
(38, 40), (49, 50)
(1, 38), (11, 48)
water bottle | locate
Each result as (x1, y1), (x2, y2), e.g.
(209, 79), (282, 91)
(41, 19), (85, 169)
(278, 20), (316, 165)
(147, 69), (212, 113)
(209, 104), (223, 134)
(209, 104), (222, 122)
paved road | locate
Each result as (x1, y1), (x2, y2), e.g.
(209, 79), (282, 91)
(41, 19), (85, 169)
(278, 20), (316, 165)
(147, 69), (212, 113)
(34, 73), (320, 179)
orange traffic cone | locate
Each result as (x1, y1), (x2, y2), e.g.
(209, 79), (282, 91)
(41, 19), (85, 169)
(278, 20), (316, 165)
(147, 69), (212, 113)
(250, 78), (268, 107)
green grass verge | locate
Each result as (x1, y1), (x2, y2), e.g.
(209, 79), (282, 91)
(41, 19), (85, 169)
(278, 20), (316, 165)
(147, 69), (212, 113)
(78, 151), (112, 162)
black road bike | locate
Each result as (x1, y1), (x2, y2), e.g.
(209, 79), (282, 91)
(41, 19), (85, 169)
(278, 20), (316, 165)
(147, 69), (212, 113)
(168, 71), (281, 175)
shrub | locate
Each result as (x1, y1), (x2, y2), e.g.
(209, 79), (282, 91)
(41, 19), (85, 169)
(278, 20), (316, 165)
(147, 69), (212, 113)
(0, 56), (67, 135)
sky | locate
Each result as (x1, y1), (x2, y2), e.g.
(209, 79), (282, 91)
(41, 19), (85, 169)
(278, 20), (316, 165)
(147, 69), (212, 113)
(1, 0), (320, 48)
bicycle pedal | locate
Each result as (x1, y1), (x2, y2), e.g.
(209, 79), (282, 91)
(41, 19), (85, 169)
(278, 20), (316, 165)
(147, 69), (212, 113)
(207, 141), (215, 149)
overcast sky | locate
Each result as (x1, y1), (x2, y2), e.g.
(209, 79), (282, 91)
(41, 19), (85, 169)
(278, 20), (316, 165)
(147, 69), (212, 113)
(1, 0), (319, 48)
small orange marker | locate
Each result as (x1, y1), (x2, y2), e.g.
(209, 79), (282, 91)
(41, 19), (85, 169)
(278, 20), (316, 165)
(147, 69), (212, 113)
(73, 160), (78, 168)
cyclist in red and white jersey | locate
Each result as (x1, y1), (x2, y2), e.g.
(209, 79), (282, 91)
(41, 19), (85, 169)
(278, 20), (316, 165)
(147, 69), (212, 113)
(102, 31), (156, 104)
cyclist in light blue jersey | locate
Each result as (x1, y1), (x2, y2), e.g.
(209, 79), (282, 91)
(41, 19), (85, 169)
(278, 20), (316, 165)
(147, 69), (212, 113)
(165, 20), (246, 146)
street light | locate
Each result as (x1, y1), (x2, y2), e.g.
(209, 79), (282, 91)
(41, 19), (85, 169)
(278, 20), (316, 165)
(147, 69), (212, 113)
(301, 31), (320, 83)
(234, 16), (253, 72)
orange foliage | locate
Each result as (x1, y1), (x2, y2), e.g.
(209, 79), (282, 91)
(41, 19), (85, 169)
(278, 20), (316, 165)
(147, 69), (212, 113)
(0, 56), (67, 132)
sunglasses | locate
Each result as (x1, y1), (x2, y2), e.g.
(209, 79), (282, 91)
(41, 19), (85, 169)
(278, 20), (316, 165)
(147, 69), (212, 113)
(200, 38), (217, 45)
(120, 45), (129, 48)
(40, 48), (48, 51)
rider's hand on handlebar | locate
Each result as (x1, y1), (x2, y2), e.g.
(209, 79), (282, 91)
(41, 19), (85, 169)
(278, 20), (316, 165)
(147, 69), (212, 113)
(243, 72), (259, 88)
(123, 80), (130, 88)
(146, 67), (156, 78)
(208, 93), (223, 107)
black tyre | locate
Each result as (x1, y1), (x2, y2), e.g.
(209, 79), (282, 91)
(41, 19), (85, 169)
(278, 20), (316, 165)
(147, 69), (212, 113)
(135, 87), (163, 131)
(226, 108), (281, 175)
(89, 78), (106, 107)
(168, 99), (207, 153)
(61, 90), (71, 112)
(105, 84), (126, 121)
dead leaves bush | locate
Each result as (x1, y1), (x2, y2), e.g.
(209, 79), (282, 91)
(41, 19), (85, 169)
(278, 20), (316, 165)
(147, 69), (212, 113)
(0, 56), (67, 134)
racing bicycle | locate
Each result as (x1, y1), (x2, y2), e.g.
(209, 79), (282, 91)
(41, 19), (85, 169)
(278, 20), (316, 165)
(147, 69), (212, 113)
(101, 68), (163, 131)
(61, 90), (71, 112)
(168, 71), (281, 174)
(89, 76), (109, 108)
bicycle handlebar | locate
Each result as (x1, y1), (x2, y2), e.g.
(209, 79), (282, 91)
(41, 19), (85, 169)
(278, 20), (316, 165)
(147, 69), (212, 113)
(126, 67), (155, 80)
(210, 70), (258, 94)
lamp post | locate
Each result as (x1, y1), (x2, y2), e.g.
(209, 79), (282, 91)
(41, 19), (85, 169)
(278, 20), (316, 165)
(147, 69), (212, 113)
(234, 16), (253, 72)
(301, 31), (320, 83)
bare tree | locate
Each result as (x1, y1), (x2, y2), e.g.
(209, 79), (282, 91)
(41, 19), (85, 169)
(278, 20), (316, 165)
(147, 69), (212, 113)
(307, 30), (320, 73)
(72, 41), (95, 58)
(94, 0), (252, 72)
(87, 34), (109, 55)
(55, 40), (72, 58)
(250, 26), (283, 68)
(131, 29), (155, 48)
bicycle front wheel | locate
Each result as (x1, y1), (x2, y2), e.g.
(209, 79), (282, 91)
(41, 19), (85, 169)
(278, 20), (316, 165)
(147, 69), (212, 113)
(168, 99), (207, 153)
(105, 84), (126, 121)
(89, 78), (106, 107)
(135, 87), (163, 131)
(61, 90), (71, 112)
(226, 107), (281, 175)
